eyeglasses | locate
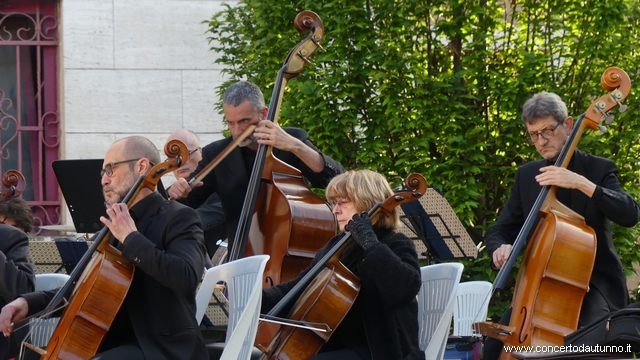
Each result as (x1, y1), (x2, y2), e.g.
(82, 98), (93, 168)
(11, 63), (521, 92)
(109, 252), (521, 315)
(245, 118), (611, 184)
(187, 148), (201, 159)
(528, 123), (562, 143)
(329, 198), (351, 208)
(100, 158), (140, 177)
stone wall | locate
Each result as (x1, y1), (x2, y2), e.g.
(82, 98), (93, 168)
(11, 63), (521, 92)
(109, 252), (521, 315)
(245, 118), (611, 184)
(56, 0), (236, 224)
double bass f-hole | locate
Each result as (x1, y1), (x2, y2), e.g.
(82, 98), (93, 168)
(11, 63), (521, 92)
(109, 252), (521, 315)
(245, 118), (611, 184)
(517, 307), (528, 343)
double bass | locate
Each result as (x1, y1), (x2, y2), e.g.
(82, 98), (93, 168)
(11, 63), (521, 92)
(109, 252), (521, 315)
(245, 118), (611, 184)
(31, 140), (189, 359)
(227, 10), (336, 286)
(476, 67), (631, 357)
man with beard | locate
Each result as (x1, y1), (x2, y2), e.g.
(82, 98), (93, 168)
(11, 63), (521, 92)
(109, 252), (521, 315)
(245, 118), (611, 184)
(0, 136), (209, 359)
(169, 81), (344, 254)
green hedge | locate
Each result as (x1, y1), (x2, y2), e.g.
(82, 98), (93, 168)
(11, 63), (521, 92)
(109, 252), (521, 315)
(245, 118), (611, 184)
(205, 0), (640, 315)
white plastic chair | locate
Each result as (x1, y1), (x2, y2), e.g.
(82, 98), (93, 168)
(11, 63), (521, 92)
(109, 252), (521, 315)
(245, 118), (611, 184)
(418, 262), (464, 360)
(196, 255), (269, 360)
(29, 273), (70, 347)
(452, 280), (492, 337)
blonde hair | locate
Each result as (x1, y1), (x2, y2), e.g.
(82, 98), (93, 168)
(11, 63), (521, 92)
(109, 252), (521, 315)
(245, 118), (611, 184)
(326, 170), (399, 229)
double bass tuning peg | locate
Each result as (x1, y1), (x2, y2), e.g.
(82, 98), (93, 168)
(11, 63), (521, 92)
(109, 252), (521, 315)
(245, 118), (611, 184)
(610, 90), (628, 113)
(596, 125), (607, 135)
(605, 113), (615, 124)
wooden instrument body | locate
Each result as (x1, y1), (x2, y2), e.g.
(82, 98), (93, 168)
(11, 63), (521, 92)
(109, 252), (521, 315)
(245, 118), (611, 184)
(261, 258), (360, 360)
(43, 242), (134, 360)
(247, 155), (336, 286)
(499, 200), (596, 358)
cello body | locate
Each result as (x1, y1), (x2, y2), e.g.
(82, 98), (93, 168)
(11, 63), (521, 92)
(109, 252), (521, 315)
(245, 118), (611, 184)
(261, 258), (360, 360)
(43, 243), (134, 359)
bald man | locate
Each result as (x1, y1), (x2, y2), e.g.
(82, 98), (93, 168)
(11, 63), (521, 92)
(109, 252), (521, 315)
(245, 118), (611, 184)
(0, 136), (209, 359)
(166, 129), (226, 258)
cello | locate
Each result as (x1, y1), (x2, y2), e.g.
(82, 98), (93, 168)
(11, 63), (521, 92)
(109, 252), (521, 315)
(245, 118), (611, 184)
(476, 67), (631, 357)
(0, 170), (26, 203)
(31, 140), (189, 359)
(227, 10), (336, 286)
(258, 173), (427, 359)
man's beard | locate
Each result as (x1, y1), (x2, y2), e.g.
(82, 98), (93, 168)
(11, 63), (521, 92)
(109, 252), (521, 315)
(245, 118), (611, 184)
(237, 134), (257, 148)
(103, 173), (137, 206)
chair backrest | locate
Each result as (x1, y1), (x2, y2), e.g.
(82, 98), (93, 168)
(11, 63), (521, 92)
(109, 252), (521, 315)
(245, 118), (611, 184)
(452, 280), (492, 337)
(195, 255), (269, 360)
(418, 262), (463, 360)
(30, 273), (71, 347)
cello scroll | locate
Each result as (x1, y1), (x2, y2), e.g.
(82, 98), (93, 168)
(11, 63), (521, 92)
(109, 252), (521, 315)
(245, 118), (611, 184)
(0, 170), (25, 203)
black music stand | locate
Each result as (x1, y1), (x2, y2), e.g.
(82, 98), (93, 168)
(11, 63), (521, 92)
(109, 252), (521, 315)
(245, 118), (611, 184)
(52, 159), (106, 234)
(54, 238), (89, 273)
(52, 159), (169, 233)
(400, 188), (478, 263)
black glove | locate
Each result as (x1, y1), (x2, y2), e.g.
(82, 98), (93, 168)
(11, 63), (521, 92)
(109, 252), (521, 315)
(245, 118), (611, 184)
(344, 212), (378, 250)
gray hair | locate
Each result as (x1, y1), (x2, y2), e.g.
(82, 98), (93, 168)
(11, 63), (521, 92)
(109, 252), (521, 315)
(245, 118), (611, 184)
(521, 92), (568, 125)
(223, 81), (265, 114)
(116, 136), (161, 166)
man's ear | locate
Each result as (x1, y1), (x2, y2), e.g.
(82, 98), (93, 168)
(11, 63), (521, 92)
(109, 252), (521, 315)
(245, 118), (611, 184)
(564, 116), (574, 132)
(138, 158), (152, 175)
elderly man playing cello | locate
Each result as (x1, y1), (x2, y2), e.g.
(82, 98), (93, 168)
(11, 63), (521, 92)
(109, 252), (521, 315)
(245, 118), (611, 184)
(0, 136), (209, 360)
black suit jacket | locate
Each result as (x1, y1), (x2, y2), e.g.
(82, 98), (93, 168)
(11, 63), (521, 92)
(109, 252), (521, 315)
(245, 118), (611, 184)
(0, 224), (35, 360)
(182, 127), (344, 247)
(486, 150), (640, 315)
(23, 193), (209, 359)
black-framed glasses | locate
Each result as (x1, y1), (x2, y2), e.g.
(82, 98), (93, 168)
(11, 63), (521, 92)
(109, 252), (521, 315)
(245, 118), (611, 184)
(329, 198), (351, 208)
(528, 123), (562, 143)
(100, 158), (140, 177)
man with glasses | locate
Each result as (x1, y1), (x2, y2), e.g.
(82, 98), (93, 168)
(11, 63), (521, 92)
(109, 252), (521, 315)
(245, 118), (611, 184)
(484, 92), (640, 359)
(166, 129), (226, 259)
(168, 81), (344, 255)
(0, 136), (209, 359)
